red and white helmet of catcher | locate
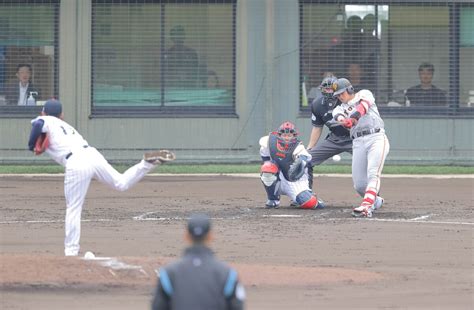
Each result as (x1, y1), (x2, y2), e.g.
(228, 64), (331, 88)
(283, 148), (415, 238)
(277, 121), (299, 141)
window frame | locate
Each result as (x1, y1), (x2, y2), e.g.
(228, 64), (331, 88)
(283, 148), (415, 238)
(298, 0), (474, 118)
(0, 0), (60, 119)
(90, 0), (237, 118)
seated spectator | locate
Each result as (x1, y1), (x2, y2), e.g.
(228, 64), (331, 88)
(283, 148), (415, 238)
(206, 70), (220, 88)
(405, 62), (447, 106)
(4, 64), (40, 105)
(163, 25), (199, 88)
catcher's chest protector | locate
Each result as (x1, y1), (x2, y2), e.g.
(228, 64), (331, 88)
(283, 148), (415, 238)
(268, 133), (299, 179)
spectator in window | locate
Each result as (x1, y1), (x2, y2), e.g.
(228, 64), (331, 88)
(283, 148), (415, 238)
(405, 63), (447, 106)
(163, 25), (199, 89)
(347, 62), (370, 92)
(206, 70), (220, 88)
(5, 64), (40, 105)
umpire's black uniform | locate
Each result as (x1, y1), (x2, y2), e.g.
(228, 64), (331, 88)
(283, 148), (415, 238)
(152, 215), (245, 310)
(309, 93), (352, 166)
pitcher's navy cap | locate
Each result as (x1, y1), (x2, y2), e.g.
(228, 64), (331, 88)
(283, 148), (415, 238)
(187, 214), (211, 241)
(43, 99), (62, 117)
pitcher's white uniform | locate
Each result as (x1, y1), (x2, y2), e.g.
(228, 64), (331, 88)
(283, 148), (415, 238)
(332, 90), (390, 216)
(32, 115), (155, 256)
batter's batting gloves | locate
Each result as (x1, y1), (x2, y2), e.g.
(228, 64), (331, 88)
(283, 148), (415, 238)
(341, 118), (356, 129)
(144, 150), (176, 165)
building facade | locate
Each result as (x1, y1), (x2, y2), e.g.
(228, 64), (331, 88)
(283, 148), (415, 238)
(0, 0), (472, 164)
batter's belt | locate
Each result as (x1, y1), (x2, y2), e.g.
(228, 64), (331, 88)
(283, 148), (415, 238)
(352, 128), (381, 139)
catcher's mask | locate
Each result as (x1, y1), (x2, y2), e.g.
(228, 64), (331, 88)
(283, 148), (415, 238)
(320, 76), (338, 96)
(278, 121), (298, 142)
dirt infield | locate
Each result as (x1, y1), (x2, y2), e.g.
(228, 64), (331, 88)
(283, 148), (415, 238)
(0, 174), (472, 309)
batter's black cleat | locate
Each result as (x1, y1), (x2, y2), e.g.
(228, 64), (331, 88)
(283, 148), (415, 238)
(265, 199), (280, 209)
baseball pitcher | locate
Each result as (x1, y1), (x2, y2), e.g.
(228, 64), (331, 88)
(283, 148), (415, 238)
(331, 78), (389, 217)
(28, 99), (175, 256)
(259, 121), (325, 210)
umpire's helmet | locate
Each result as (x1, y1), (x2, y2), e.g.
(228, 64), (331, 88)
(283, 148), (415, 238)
(332, 78), (354, 96)
(320, 76), (338, 96)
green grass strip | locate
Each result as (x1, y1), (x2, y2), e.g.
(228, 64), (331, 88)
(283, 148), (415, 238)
(0, 164), (473, 175)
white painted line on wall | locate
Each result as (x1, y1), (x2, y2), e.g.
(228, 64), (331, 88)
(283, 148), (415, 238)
(1, 173), (473, 179)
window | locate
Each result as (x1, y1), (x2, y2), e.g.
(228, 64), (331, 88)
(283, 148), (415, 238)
(460, 6), (474, 109)
(91, 0), (236, 117)
(0, 0), (59, 117)
(300, 1), (471, 117)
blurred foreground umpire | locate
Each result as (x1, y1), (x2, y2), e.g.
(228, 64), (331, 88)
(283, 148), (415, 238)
(152, 214), (246, 310)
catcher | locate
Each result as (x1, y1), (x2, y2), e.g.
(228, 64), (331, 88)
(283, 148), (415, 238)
(27, 99), (176, 256)
(259, 121), (325, 209)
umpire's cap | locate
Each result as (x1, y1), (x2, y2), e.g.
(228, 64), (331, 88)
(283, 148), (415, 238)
(43, 99), (62, 117)
(187, 214), (211, 242)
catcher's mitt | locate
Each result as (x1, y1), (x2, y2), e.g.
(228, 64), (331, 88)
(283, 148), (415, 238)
(34, 133), (49, 155)
(144, 150), (176, 165)
(287, 157), (306, 181)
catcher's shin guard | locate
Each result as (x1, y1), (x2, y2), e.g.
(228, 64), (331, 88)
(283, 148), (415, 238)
(296, 190), (320, 209)
(260, 161), (281, 204)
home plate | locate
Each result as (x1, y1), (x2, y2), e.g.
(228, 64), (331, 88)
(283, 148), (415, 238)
(263, 214), (303, 218)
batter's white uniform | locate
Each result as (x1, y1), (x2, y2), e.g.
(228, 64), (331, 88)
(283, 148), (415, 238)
(259, 135), (312, 202)
(332, 90), (390, 206)
(32, 115), (155, 256)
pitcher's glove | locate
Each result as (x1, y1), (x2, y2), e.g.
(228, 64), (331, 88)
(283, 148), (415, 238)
(144, 150), (176, 165)
(34, 133), (49, 155)
(288, 157), (306, 181)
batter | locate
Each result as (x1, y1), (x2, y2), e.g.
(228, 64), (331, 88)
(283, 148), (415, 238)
(331, 78), (389, 217)
(28, 99), (175, 256)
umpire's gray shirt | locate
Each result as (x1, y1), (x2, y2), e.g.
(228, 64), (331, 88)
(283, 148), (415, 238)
(151, 245), (245, 310)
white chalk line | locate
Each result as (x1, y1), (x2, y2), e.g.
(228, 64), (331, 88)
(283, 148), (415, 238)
(82, 255), (148, 275)
(0, 219), (114, 224)
(363, 218), (473, 226)
(1, 214), (472, 226)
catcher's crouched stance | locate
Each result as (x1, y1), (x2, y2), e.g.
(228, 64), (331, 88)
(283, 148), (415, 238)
(28, 99), (176, 256)
(259, 121), (325, 209)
